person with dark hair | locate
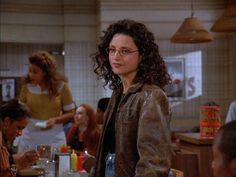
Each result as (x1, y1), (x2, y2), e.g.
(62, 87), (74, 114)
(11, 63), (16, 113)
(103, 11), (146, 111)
(0, 99), (39, 177)
(212, 120), (236, 177)
(66, 104), (101, 156)
(17, 51), (75, 153)
(92, 19), (172, 177)
(96, 97), (110, 125)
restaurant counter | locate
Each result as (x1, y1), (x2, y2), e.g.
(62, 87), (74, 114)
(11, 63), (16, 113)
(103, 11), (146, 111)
(172, 132), (214, 177)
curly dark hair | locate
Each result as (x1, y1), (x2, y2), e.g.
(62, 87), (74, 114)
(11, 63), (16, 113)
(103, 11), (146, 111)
(92, 19), (171, 90)
(22, 51), (67, 97)
(0, 98), (29, 122)
(214, 120), (236, 163)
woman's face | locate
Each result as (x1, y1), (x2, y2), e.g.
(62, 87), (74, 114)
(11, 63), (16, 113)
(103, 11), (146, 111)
(28, 64), (45, 85)
(3, 117), (29, 141)
(212, 144), (234, 177)
(74, 106), (88, 126)
(108, 33), (141, 81)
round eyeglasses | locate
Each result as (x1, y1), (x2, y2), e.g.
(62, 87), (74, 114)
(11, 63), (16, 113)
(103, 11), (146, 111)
(106, 48), (139, 56)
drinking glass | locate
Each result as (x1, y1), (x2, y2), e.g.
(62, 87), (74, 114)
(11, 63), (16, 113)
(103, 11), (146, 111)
(36, 144), (52, 175)
(37, 144), (52, 161)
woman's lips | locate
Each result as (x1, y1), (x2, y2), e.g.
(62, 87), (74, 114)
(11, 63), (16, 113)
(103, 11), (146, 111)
(112, 63), (122, 68)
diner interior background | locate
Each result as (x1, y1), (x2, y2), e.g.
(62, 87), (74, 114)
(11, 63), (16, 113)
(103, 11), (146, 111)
(0, 0), (235, 131)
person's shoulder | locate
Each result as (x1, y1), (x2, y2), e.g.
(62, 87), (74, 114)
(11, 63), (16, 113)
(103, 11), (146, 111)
(21, 83), (36, 92)
(58, 81), (69, 91)
(21, 83), (32, 89)
(140, 84), (170, 114)
(142, 84), (160, 90)
(20, 84), (27, 90)
(90, 128), (101, 139)
(142, 84), (164, 94)
(140, 84), (168, 100)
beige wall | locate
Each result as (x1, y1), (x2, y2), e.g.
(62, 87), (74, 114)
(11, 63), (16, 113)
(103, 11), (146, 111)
(0, 0), (235, 130)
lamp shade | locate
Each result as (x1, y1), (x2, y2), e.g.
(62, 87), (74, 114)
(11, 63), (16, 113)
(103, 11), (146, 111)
(171, 17), (213, 43)
(211, 5), (236, 32)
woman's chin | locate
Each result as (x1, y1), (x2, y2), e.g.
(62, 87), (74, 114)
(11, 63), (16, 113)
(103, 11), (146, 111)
(31, 81), (37, 85)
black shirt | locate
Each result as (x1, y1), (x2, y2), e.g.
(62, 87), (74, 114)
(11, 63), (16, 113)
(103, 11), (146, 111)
(103, 94), (124, 154)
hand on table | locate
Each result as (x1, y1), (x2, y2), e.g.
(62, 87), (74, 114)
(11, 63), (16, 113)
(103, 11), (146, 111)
(16, 150), (39, 170)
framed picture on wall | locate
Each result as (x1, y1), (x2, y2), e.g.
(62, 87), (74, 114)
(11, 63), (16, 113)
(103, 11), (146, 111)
(1, 79), (15, 102)
(164, 58), (185, 101)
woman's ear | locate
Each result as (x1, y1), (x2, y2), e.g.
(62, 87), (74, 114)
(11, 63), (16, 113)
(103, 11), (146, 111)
(138, 55), (143, 64)
(2, 117), (11, 129)
(229, 158), (236, 176)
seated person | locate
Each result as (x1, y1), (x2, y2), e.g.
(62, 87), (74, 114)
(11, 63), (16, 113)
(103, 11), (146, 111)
(225, 101), (236, 123)
(96, 97), (110, 126)
(66, 104), (101, 156)
(212, 120), (236, 177)
(0, 99), (39, 176)
(0, 126), (12, 177)
(63, 101), (77, 136)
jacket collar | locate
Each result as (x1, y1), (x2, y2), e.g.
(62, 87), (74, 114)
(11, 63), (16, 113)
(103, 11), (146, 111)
(114, 82), (144, 96)
(104, 82), (144, 127)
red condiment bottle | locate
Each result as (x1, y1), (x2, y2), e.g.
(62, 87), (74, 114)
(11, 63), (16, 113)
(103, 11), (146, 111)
(77, 152), (84, 171)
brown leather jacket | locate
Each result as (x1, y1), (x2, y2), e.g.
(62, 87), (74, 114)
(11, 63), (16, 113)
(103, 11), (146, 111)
(94, 83), (172, 177)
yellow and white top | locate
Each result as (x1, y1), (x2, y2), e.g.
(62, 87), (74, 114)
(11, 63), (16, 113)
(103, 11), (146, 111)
(19, 82), (75, 120)
(17, 82), (75, 153)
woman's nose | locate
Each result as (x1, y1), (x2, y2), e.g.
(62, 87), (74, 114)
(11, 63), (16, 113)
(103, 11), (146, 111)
(113, 52), (122, 59)
(211, 161), (215, 168)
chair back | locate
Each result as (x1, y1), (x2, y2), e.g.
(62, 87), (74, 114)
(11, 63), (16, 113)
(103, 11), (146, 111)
(170, 168), (184, 177)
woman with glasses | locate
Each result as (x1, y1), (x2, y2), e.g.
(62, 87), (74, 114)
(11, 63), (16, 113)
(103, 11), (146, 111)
(92, 19), (172, 177)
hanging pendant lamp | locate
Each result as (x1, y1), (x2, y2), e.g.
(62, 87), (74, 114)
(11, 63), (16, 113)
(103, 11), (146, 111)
(211, 3), (236, 33)
(171, 0), (213, 43)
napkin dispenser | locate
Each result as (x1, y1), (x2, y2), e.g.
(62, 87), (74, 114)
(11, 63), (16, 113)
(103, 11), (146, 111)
(55, 152), (70, 177)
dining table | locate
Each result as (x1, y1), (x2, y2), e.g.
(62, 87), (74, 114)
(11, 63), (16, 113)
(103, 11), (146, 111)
(17, 164), (89, 177)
